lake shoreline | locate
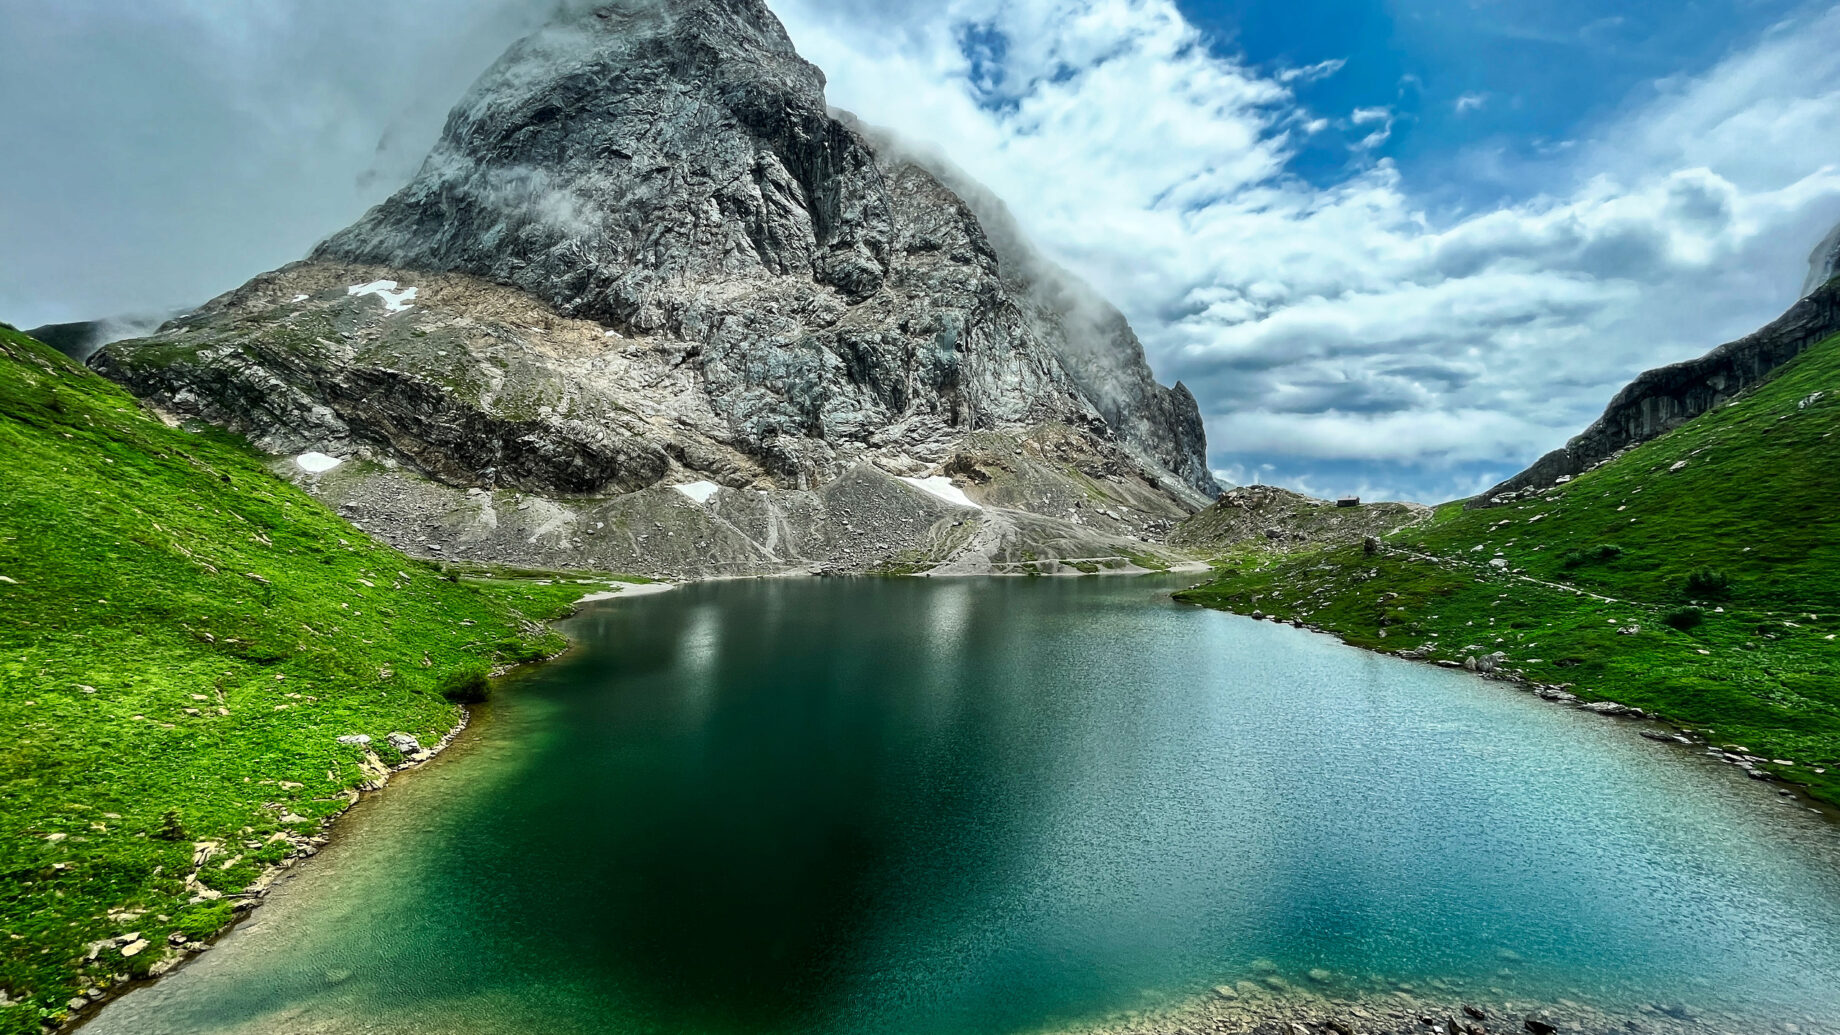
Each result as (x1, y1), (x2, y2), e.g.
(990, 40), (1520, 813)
(1049, 976), (1795, 1035)
(66, 581), (676, 1034)
(1171, 586), (1840, 824)
(73, 575), (1840, 1035)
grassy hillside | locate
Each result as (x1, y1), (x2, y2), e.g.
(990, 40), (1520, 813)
(1178, 329), (1840, 803)
(0, 326), (596, 1032)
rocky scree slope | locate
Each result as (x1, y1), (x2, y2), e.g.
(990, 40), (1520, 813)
(98, 0), (1213, 576)
(1170, 484), (1431, 556)
(1475, 274), (1840, 506)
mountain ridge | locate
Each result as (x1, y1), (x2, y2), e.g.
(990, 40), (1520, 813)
(1473, 274), (1840, 507)
(93, 0), (1216, 576)
(306, 0), (1213, 495)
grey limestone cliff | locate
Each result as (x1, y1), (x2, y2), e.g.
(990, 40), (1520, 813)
(307, 0), (1213, 497)
(94, 0), (1216, 575)
(1473, 275), (1840, 506)
(1805, 219), (1840, 297)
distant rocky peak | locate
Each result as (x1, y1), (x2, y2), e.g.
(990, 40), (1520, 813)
(1806, 218), (1840, 297)
(301, 0), (1214, 497)
(315, 0), (885, 331)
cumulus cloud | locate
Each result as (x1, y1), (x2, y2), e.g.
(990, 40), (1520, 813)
(4, 0), (1840, 502)
(0, 0), (561, 327)
(773, 0), (1840, 499)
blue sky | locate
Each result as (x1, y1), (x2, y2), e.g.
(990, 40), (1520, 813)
(774, 0), (1840, 499)
(3, 0), (1839, 501)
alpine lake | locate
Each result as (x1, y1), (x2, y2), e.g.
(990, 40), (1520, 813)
(81, 576), (1840, 1035)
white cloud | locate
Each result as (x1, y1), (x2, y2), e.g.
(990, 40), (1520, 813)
(1455, 92), (1488, 114)
(774, 0), (1840, 500)
(1279, 57), (1345, 84)
(6, 0), (1839, 503)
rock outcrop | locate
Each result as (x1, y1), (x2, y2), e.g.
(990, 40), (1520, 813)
(26, 315), (173, 363)
(93, 0), (1216, 575)
(309, 0), (1212, 498)
(1171, 485), (1430, 554)
(1805, 219), (1840, 297)
(1472, 275), (1840, 507)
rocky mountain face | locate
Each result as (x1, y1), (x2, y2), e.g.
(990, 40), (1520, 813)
(1805, 219), (1840, 297)
(1170, 485), (1430, 555)
(26, 315), (172, 362)
(94, 0), (1217, 576)
(1473, 275), (1840, 507)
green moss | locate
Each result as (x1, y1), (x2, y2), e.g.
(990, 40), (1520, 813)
(0, 326), (594, 1028)
(1178, 331), (1840, 806)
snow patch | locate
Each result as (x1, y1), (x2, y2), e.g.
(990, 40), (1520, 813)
(295, 452), (344, 474)
(347, 280), (418, 313)
(578, 582), (675, 604)
(672, 480), (721, 504)
(899, 475), (981, 510)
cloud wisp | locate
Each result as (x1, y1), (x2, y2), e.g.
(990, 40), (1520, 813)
(3, 0), (1839, 501)
(773, 0), (1840, 500)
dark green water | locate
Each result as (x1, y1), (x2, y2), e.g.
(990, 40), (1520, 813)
(85, 577), (1840, 1035)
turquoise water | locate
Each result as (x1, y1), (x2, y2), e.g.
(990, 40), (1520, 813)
(84, 577), (1840, 1034)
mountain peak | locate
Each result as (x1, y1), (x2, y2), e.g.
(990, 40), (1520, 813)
(309, 0), (1214, 495)
(97, 0), (1216, 577)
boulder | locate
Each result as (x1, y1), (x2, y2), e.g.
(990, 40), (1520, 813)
(1579, 701), (1631, 716)
(335, 734), (372, 747)
(386, 732), (423, 755)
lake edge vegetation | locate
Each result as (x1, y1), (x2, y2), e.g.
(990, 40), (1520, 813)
(0, 325), (610, 1033)
(1177, 330), (1840, 807)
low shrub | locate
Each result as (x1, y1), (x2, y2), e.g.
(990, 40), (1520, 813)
(172, 901), (235, 942)
(1685, 567), (1731, 599)
(1663, 606), (1705, 631)
(153, 809), (187, 842)
(437, 662), (492, 704)
(1560, 543), (1624, 569)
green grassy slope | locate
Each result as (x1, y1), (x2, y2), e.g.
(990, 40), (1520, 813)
(0, 326), (592, 1032)
(1178, 330), (1840, 803)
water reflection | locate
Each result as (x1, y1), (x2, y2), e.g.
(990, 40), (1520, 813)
(83, 577), (1840, 1035)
